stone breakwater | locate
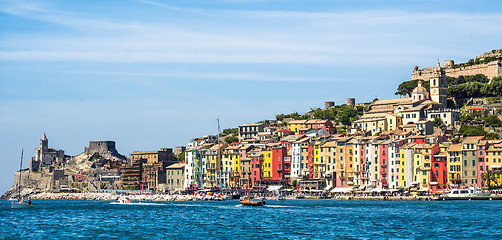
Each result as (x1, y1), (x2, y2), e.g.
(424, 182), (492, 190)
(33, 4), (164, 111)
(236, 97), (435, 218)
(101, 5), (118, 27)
(30, 192), (225, 201)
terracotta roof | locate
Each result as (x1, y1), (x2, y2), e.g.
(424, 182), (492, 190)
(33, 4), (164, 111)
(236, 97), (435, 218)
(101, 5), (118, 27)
(448, 144), (462, 152)
(463, 136), (485, 144)
(321, 141), (337, 148)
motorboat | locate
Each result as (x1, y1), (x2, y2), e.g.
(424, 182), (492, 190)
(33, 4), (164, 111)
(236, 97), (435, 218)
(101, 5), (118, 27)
(441, 187), (491, 200)
(111, 197), (131, 204)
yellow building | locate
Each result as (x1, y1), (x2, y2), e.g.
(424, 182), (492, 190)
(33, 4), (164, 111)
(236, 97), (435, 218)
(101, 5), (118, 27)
(262, 149), (273, 178)
(312, 139), (323, 178)
(412, 144), (439, 190)
(206, 143), (227, 188)
(222, 144), (241, 187)
(484, 142), (502, 186)
(288, 120), (307, 133)
(447, 144), (462, 186)
(352, 113), (402, 135)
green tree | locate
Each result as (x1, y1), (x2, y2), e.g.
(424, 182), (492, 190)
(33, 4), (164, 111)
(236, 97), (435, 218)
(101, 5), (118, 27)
(221, 128), (238, 136)
(484, 115), (502, 127)
(338, 107), (358, 125)
(395, 79), (429, 96)
(177, 152), (185, 162)
(486, 133), (500, 140)
(225, 136), (239, 144)
(432, 117), (444, 127)
(482, 170), (497, 189)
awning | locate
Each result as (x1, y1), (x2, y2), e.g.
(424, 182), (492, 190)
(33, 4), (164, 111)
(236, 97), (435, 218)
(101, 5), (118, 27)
(324, 186), (332, 191)
(267, 185), (282, 191)
(303, 189), (324, 192)
(331, 187), (355, 193)
(368, 188), (382, 192)
(410, 182), (419, 185)
(430, 182), (438, 185)
(418, 189), (429, 192)
(358, 185), (366, 190)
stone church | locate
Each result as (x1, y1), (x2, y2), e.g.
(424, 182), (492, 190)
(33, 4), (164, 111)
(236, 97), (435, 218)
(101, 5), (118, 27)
(30, 133), (68, 172)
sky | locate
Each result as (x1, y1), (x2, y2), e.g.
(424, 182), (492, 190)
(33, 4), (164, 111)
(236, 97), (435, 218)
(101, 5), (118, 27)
(1, 0), (501, 194)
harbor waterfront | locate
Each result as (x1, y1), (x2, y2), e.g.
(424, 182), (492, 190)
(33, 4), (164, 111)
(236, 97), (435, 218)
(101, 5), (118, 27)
(1, 199), (501, 239)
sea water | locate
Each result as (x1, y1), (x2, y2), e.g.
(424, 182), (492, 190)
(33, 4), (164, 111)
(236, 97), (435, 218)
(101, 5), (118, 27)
(1, 199), (501, 239)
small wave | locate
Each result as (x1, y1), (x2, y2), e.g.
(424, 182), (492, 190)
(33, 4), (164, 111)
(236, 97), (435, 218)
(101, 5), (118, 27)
(266, 205), (289, 208)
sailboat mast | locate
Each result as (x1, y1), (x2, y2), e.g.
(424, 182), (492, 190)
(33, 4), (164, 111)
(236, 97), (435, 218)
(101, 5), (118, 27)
(217, 118), (222, 189)
(17, 149), (24, 198)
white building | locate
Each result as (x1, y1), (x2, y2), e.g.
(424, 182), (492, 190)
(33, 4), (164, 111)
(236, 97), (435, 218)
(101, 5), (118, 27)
(426, 109), (460, 126)
(184, 145), (210, 189)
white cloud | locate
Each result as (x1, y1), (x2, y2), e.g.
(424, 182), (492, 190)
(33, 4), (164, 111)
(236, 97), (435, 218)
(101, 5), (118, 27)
(1, 1), (501, 66)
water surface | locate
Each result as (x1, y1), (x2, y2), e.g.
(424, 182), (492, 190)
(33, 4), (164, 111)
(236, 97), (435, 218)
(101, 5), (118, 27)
(1, 199), (500, 239)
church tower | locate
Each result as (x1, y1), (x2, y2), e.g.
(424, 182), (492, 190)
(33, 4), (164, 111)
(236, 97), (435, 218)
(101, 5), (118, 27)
(41, 133), (48, 152)
(429, 61), (447, 108)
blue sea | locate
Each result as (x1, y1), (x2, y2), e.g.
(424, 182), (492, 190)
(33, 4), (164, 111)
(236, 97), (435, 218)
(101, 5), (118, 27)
(1, 199), (501, 239)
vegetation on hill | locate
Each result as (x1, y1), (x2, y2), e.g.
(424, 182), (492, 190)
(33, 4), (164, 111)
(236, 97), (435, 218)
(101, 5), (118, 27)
(276, 104), (365, 126)
(275, 112), (307, 121)
(447, 75), (502, 98)
(221, 128), (238, 136)
(454, 56), (502, 68)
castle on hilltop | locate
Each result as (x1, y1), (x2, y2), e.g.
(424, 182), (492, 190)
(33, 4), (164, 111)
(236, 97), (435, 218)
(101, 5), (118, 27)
(411, 49), (502, 81)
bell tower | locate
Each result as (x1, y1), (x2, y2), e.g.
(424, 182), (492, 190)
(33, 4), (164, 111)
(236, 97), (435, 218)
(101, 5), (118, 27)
(41, 133), (48, 152)
(429, 61), (447, 108)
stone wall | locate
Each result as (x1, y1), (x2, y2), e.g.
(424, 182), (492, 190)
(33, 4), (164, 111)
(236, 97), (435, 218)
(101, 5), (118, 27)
(83, 141), (127, 160)
(411, 60), (502, 81)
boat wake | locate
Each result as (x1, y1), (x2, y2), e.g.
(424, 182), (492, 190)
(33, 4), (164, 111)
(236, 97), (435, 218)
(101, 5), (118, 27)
(110, 202), (166, 206)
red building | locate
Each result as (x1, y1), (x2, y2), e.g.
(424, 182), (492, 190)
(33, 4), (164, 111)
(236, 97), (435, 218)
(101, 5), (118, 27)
(431, 152), (448, 193)
(250, 153), (263, 187)
(307, 145), (315, 179)
(378, 141), (390, 189)
(477, 140), (489, 188)
(273, 147), (290, 182)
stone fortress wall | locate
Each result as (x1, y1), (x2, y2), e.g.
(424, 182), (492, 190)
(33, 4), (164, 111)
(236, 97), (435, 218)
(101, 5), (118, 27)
(83, 141), (127, 160)
(411, 49), (502, 81)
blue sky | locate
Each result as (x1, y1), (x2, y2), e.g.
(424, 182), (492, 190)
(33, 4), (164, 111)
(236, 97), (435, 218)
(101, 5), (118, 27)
(1, 0), (501, 194)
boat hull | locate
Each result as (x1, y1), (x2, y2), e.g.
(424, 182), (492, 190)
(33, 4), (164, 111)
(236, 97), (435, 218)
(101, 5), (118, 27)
(239, 199), (266, 206)
(11, 201), (34, 209)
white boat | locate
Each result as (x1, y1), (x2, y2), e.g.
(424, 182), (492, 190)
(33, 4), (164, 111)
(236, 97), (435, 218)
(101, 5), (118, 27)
(111, 197), (131, 204)
(110, 197), (161, 205)
(11, 199), (35, 209)
(441, 187), (491, 200)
